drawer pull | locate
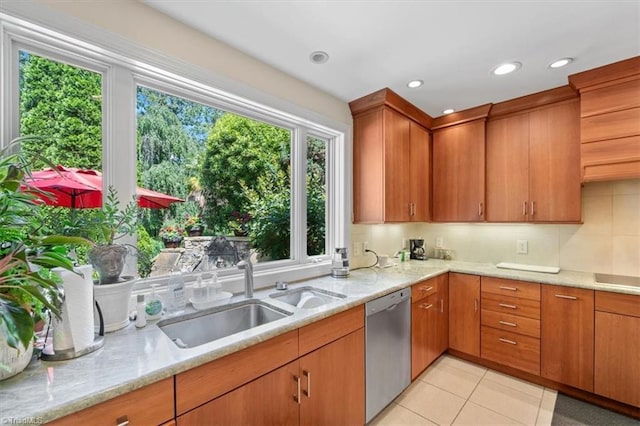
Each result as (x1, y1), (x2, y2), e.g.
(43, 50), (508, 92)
(499, 286), (518, 291)
(499, 337), (517, 345)
(294, 375), (301, 404)
(499, 303), (517, 309)
(555, 294), (577, 300)
(499, 320), (517, 327)
(421, 286), (434, 292)
(421, 303), (434, 310)
(116, 416), (129, 426)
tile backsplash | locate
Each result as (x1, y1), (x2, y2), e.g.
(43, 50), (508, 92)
(351, 179), (640, 276)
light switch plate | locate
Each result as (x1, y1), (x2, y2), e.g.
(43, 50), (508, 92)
(517, 240), (528, 254)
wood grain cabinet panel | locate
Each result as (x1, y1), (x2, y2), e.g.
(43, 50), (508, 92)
(352, 106), (430, 223)
(449, 273), (480, 356)
(481, 326), (541, 375)
(48, 378), (174, 426)
(481, 277), (540, 300)
(486, 100), (581, 222)
(541, 285), (594, 392)
(433, 120), (486, 222)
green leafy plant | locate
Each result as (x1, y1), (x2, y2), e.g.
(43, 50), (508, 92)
(0, 137), (88, 350)
(159, 219), (184, 241)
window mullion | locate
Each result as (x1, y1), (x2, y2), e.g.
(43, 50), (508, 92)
(291, 127), (307, 262)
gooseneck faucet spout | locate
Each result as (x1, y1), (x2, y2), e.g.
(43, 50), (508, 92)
(237, 259), (254, 299)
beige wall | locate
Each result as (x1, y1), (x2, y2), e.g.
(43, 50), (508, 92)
(352, 179), (640, 276)
(31, 0), (352, 126)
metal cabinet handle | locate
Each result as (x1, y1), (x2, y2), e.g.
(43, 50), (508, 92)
(421, 303), (434, 310)
(116, 416), (129, 426)
(499, 286), (517, 291)
(530, 201), (535, 216)
(499, 320), (517, 327)
(474, 298), (478, 313)
(293, 375), (301, 404)
(555, 294), (577, 300)
(523, 201), (527, 216)
(499, 303), (517, 309)
(440, 298), (444, 313)
(499, 337), (517, 345)
(421, 286), (434, 292)
(478, 202), (483, 217)
(303, 370), (311, 398)
(409, 203), (413, 216)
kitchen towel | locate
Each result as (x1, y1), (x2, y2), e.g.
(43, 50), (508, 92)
(53, 265), (95, 352)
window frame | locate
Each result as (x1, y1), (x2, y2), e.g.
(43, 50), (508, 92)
(1, 10), (350, 291)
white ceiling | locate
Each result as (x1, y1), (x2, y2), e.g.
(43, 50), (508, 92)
(143, 0), (640, 117)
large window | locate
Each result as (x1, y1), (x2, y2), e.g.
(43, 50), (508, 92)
(2, 14), (344, 287)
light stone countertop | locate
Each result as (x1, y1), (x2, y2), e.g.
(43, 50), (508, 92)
(0, 260), (638, 424)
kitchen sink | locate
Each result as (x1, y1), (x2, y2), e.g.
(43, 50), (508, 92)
(158, 300), (292, 349)
(269, 286), (346, 308)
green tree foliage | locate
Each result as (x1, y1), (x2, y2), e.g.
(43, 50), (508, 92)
(19, 52), (102, 170)
(201, 114), (291, 232)
(136, 225), (163, 278)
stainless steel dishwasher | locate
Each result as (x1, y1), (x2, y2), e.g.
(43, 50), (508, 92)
(365, 288), (411, 423)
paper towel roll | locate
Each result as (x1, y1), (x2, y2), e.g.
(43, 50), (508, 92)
(53, 265), (95, 352)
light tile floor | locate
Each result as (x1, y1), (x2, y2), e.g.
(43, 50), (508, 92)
(371, 355), (557, 426)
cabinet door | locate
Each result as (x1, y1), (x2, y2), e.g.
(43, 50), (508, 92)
(437, 274), (449, 355)
(299, 328), (365, 426)
(411, 294), (438, 379)
(486, 114), (530, 221)
(177, 361), (300, 425)
(410, 121), (430, 222)
(449, 273), (481, 356)
(433, 120), (486, 222)
(384, 109), (412, 221)
(529, 101), (581, 222)
(595, 311), (640, 407)
(541, 285), (594, 391)
(353, 109), (384, 223)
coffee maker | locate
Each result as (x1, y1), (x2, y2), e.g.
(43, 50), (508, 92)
(409, 239), (427, 260)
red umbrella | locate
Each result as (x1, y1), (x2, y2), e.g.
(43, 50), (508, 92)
(24, 165), (183, 209)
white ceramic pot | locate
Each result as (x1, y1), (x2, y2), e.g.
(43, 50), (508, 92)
(0, 334), (34, 381)
(94, 277), (136, 332)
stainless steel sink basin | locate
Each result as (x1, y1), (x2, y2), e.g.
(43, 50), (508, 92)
(158, 300), (292, 349)
(269, 286), (346, 308)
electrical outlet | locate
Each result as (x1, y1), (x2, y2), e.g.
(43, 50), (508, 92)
(435, 237), (444, 248)
(352, 241), (362, 256)
(363, 241), (369, 252)
(517, 240), (528, 254)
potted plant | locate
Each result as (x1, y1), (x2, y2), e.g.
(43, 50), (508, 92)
(81, 187), (139, 285)
(228, 211), (251, 237)
(159, 219), (184, 248)
(1, 138), (87, 379)
(183, 213), (204, 237)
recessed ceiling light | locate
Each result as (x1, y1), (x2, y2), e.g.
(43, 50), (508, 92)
(492, 61), (522, 76)
(309, 51), (329, 64)
(549, 58), (573, 69)
(442, 109), (455, 114)
(407, 80), (423, 88)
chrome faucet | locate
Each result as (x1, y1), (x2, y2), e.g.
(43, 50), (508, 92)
(237, 259), (254, 298)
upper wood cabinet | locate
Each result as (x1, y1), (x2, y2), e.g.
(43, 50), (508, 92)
(569, 56), (640, 182)
(487, 96), (581, 222)
(350, 88), (432, 223)
(432, 105), (490, 222)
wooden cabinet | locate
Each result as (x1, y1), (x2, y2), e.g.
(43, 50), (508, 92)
(480, 277), (541, 375)
(177, 306), (365, 426)
(486, 99), (581, 222)
(350, 89), (432, 223)
(411, 274), (449, 379)
(594, 291), (640, 408)
(449, 273), (480, 356)
(541, 285), (594, 392)
(433, 120), (486, 222)
(49, 378), (174, 426)
(569, 56), (640, 181)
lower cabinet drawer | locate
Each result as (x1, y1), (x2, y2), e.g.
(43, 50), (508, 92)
(481, 326), (540, 375)
(482, 293), (540, 319)
(481, 309), (540, 338)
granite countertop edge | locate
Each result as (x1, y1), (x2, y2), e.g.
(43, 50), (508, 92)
(1, 261), (638, 423)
